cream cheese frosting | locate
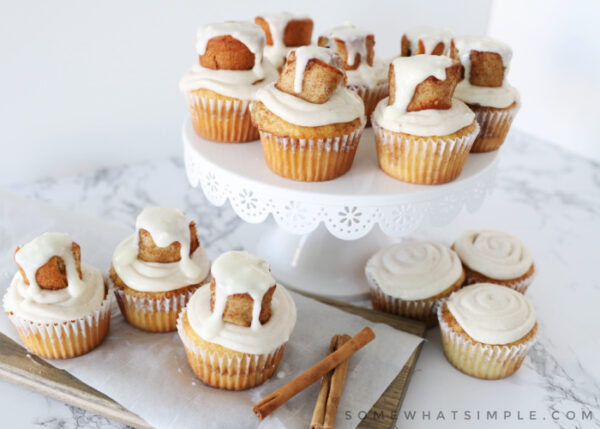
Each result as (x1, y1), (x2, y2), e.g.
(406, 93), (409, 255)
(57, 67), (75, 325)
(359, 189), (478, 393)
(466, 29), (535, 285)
(404, 26), (453, 55)
(454, 230), (534, 280)
(454, 80), (520, 108)
(446, 283), (536, 344)
(255, 83), (366, 127)
(111, 207), (210, 292)
(365, 241), (463, 300)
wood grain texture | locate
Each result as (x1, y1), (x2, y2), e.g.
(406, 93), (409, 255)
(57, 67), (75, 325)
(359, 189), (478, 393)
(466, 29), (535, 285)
(0, 293), (425, 429)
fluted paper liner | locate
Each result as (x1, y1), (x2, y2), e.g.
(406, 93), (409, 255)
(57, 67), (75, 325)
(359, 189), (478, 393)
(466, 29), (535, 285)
(464, 270), (534, 294)
(347, 81), (389, 127)
(113, 279), (203, 333)
(437, 301), (538, 379)
(258, 128), (364, 182)
(177, 310), (285, 390)
(469, 102), (519, 153)
(4, 291), (112, 359)
(372, 121), (479, 185)
(186, 91), (259, 143)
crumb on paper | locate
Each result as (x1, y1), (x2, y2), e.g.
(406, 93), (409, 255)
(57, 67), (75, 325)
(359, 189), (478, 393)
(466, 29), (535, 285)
(277, 371), (286, 379)
(192, 382), (197, 386)
(177, 367), (182, 373)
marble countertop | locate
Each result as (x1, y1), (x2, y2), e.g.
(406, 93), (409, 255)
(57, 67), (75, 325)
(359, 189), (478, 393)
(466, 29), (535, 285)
(1, 129), (599, 428)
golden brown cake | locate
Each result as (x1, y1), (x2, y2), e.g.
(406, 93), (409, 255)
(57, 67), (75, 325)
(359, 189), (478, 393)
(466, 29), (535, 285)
(400, 26), (454, 56)
(451, 36), (520, 152)
(4, 233), (110, 359)
(371, 55), (479, 184)
(251, 45), (366, 181)
(110, 207), (210, 332)
(438, 283), (538, 379)
(178, 251), (296, 390)
(318, 23), (388, 123)
(179, 21), (278, 142)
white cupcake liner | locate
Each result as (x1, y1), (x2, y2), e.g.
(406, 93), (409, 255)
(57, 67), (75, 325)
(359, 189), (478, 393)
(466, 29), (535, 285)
(185, 91), (258, 143)
(177, 310), (285, 390)
(470, 102), (520, 152)
(464, 272), (533, 294)
(437, 300), (537, 379)
(3, 289), (112, 359)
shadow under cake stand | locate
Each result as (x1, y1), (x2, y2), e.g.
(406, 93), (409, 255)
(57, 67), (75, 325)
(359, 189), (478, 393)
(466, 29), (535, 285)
(183, 118), (498, 298)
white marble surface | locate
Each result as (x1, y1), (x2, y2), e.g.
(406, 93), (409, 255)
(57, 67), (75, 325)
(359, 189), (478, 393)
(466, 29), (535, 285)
(1, 129), (599, 428)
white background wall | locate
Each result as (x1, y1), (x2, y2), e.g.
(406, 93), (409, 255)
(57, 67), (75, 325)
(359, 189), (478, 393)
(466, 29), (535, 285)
(1, 1), (597, 185)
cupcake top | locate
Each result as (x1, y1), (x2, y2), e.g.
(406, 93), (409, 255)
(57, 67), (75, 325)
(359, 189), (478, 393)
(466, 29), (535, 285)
(255, 12), (313, 69)
(446, 283), (536, 344)
(365, 241), (463, 300)
(401, 26), (453, 56)
(5, 232), (106, 322)
(454, 229), (533, 280)
(111, 207), (210, 292)
(318, 23), (387, 88)
(452, 36), (519, 108)
(179, 21), (278, 100)
(371, 54), (474, 136)
(255, 46), (366, 127)
(186, 251), (296, 354)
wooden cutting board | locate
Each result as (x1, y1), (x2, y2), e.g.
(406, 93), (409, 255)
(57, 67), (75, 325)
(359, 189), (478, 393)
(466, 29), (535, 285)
(0, 291), (425, 429)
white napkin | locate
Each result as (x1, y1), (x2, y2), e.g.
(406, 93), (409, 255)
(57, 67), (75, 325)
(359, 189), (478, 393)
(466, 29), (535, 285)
(0, 190), (423, 428)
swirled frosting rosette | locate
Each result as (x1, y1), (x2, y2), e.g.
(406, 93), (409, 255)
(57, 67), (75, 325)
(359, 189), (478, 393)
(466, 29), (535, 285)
(453, 229), (535, 293)
(365, 241), (465, 327)
(438, 283), (538, 379)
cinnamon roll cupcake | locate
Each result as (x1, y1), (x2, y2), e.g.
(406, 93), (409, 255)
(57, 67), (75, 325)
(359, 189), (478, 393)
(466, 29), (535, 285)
(400, 26), (454, 56)
(4, 233), (111, 359)
(365, 241), (465, 327)
(110, 207), (210, 332)
(453, 229), (535, 293)
(438, 283), (538, 379)
(371, 55), (479, 184)
(319, 23), (388, 122)
(251, 46), (366, 181)
(179, 21), (278, 142)
(255, 12), (313, 71)
(178, 250), (296, 390)
(451, 36), (520, 152)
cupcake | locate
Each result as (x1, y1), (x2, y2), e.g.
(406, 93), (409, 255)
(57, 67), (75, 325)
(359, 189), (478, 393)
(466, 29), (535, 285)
(319, 23), (388, 122)
(3, 233), (111, 359)
(251, 45), (366, 181)
(400, 26), (454, 56)
(451, 36), (520, 152)
(365, 241), (465, 327)
(178, 250), (296, 390)
(371, 55), (479, 184)
(438, 283), (538, 379)
(179, 21), (278, 143)
(109, 207), (210, 332)
(453, 229), (535, 293)
(254, 12), (313, 71)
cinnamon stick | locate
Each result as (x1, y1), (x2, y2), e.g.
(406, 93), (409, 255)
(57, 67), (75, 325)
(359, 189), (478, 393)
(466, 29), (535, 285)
(310, 334), (351, 429)
(253, 327), (375, 420)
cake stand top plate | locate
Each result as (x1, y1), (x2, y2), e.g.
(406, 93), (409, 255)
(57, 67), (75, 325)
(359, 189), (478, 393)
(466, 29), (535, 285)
(183, 118), (498, 240)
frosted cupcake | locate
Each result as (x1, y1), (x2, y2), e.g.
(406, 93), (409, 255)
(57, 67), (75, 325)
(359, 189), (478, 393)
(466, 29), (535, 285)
(252, 46), (366, 181)
(4, 233), (111, 359)
(451, 36), (520, 152)
(438, 283), (538, 379)
(365, 241), (465, 327)
(178, 250), (296, 390)
(179, 21), (278, 142)
(401, 26), (454, 56)
(110, 207), (210, 332)
(319, 23), (388, 122)
(371, 55), (479, 184)
(255, 12), (313, 71)
(453, 229), (535, 293)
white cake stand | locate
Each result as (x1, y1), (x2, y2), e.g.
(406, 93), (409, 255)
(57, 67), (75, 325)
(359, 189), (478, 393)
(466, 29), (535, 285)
(183, 118), (498, 298)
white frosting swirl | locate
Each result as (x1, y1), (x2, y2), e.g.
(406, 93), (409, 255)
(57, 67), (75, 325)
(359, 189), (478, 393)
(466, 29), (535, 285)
(454, 230), (534, 280)
(404, 26), (453, 55)
(454, 36), (512, 82)
(111, 207), (210, 292)
(5, 264), (106, 323)
(255, 83), (366, 127)
(454, 80), (520, 108)
(345, 56), (388, 89)
(372, 97), (474, 137)
(365, 241), (463, 300)
(446, 283), (536, 344)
